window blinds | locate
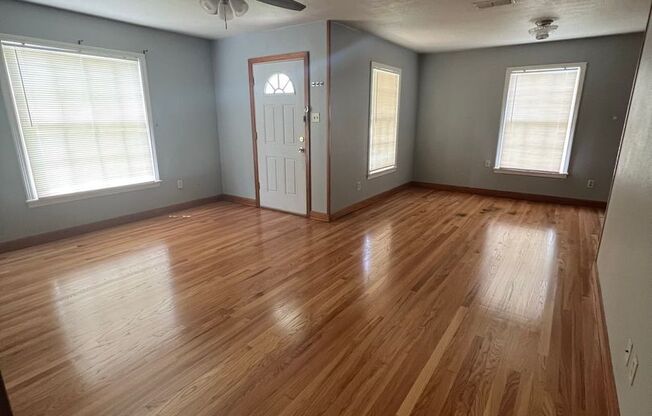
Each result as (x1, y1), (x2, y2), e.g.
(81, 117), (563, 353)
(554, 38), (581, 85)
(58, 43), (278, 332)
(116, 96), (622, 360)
(496, 66), (583, 174)
(1, 42), (157, 201)
(368, 65), (400, 176)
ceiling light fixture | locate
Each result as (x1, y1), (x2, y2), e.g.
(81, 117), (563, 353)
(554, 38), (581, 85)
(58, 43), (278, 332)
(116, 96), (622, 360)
(529, 18), (558, 41)
(199, 0), (306, 29)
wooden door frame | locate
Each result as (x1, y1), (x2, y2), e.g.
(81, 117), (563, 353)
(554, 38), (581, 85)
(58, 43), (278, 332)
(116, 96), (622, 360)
(248, 51), (311, 216)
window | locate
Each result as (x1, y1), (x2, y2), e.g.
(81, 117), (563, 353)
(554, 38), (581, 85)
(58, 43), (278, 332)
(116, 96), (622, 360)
(368, 62), (401, 178)
(494, 63), (586, 177)
(0, 36), (159, 206)
(264, 72), (295, 95)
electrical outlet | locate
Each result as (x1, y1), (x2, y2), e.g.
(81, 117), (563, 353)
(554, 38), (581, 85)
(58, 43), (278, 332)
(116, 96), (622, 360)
(311, 112), (320, 123)
(177, 179), (183, 189)
(356, 181), (362, 191)
(484, 160), (492, 168)
(628, 354), (639, 386)
(587, 179), (595, 189)
(625, 338), (634, 366)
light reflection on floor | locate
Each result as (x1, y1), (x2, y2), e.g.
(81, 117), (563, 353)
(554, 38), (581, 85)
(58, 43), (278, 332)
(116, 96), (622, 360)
(53, 244), (178, 385)
(361, 222), (394, 281)
(477, 220), (558, 325)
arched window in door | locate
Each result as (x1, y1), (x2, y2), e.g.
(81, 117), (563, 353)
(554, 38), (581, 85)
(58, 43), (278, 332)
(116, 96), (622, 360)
(264, 72), (295, 95)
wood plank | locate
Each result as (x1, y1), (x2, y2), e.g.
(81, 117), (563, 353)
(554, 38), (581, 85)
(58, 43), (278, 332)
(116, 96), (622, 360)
(396, 306), (468, 416)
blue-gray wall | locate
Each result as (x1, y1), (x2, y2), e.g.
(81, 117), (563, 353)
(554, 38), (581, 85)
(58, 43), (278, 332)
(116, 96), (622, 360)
(415, 33), (643, 202)
(329, 22), (418, 213)
(0, 0), (221, 242)
(0, 0), (645, 244)
(212, 21), (328, 213)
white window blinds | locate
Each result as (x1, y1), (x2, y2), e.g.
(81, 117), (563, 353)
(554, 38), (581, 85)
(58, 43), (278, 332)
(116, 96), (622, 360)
(495, 64), (585, 175)
(368, 63), (401, 177)
(1, 40), (158, 202)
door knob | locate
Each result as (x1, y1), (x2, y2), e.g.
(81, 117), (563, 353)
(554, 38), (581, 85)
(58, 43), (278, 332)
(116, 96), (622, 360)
(298, 147), (305, 153)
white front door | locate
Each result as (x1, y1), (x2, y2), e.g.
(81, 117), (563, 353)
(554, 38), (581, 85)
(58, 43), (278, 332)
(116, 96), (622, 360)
(253, 59), (307, 215)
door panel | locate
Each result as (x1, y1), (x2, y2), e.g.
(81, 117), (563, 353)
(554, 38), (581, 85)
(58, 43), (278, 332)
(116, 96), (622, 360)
(253, 59), (307, 215)
(266, 156), (278, 191)
(285, 159), (296, 195)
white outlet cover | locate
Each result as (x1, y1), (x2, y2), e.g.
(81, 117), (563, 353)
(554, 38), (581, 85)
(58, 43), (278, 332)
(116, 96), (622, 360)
(311, 112), (320, 123)
(628, 354), (639, 386)
(484, 160), (491, 168)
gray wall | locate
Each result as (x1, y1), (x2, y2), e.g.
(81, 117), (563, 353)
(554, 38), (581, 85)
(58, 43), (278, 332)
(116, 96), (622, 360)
(415, 34), (643, 202)
(0, 0), (221, 242)
(212, 21), (328, 213)
(329, 22), (418, 213)
(597, 21), (652, 416)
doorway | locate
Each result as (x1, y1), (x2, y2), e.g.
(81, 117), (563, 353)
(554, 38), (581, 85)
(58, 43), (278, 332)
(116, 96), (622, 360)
(248, 52), (310, 215)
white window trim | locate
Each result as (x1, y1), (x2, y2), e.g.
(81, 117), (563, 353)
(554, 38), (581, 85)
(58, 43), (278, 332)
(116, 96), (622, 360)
(26, 181), (161, 208)
(493, 62), (587, 178)
(367, 61), (401, 180)
(492, 168), (568, 179)
(0, 33), (160, 207)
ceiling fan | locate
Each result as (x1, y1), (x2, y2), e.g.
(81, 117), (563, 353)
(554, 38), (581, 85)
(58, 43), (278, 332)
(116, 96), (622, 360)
(200, 0), (306, 29)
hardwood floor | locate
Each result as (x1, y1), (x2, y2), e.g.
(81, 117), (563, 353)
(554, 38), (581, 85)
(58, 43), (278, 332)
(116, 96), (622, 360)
(0, 188), (617, 415)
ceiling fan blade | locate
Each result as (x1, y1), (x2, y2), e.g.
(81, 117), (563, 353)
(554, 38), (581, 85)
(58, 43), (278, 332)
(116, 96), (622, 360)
(256, 0), (306, 11)
(230, 0), (249, 17)
(199, 0), (219, 14)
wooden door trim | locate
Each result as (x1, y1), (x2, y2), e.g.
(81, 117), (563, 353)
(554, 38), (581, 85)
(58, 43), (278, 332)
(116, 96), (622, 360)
(248, 51), (311, 216)
(326, 20), (332, 216)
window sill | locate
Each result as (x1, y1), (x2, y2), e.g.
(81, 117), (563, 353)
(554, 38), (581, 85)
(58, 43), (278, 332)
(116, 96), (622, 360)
(493, 168), (567, 179)
(27, 180), (161, 208)
(368, 167), (397, 180)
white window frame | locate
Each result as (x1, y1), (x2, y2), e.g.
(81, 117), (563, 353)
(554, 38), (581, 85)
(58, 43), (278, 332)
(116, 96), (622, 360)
(367, 61), (401, 179)
(494, 62), (587, 178)
(0, 33), (160, 207)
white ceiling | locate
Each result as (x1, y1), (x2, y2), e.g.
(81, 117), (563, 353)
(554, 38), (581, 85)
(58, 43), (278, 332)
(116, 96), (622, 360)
(21, 0), (651, 52)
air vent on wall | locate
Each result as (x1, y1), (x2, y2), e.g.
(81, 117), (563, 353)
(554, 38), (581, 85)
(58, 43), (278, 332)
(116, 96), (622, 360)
(473, 0), (515, 9)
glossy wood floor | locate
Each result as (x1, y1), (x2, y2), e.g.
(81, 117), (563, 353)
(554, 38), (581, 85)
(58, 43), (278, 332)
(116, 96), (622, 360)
(0, 188), (617, 416)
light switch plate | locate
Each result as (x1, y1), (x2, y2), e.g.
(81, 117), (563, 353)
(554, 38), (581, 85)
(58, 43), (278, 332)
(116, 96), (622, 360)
(177, 179), (183, 189)
(311, 112), (320, 123)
